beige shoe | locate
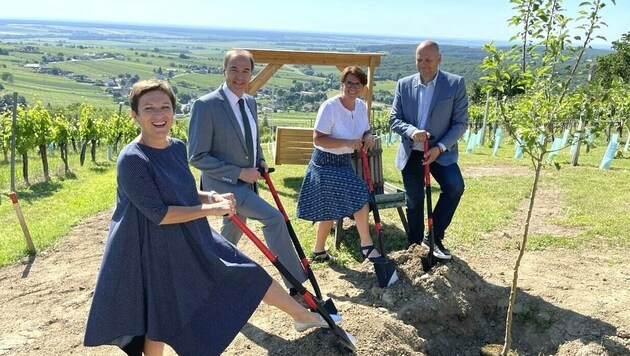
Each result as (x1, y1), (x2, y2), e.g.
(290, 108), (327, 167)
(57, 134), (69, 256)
(294, 312), (342, 332)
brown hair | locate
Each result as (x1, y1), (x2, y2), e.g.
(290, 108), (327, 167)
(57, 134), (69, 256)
(223, 49), (255, 70)
(340, 66), (368, 86)
(129, 79), (176, 113)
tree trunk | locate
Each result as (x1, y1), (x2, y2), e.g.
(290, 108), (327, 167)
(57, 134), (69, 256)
(570, 113), (586, 166)
(60, 142), (69, 174)
(22, 152), (29, 184)
(113, 133), (122, 152)
(503, 155), (543, 355)
(480, 91), (490, 146)
(39, 144), (50, 181)
(90, 139), (97, 163)
(2, 149), (7, 163)
(80, 141), (87, 166)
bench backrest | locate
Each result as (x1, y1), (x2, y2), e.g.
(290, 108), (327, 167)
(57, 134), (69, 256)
(274, 126), (314, 165)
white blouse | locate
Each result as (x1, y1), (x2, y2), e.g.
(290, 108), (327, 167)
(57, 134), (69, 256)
(313, 96), (370, 154)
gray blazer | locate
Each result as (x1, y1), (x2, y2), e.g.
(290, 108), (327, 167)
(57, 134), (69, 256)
(389, 70), (468, 169)
(188, 85), (265, 197)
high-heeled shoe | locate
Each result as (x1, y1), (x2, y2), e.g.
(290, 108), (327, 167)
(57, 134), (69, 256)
(360, 245), (386, 263)
(294, 312), (342, 332)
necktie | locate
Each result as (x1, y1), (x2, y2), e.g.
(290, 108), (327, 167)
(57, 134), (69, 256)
(238, 98), (255, 167)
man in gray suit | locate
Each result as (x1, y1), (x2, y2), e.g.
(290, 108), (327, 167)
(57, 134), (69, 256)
(188, 49), (308, 301)
(389, 40), (468, 259)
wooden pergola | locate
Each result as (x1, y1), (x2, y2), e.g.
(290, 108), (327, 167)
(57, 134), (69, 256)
(242, 48), (385, 120)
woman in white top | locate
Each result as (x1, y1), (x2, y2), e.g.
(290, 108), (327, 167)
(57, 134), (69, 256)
(296, 66), (384, 263)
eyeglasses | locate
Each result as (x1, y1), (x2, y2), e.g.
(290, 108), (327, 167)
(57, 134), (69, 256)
(343, 81), (364, 88)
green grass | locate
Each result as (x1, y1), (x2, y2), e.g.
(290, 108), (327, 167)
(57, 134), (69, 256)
(1, 66), (116, 107)
(1, 136), (628, 268)
(172, 73), (225, 89)
(0, 151), (116, 266)
(373, 79), (397, 91)
(53, 58), (158, 80)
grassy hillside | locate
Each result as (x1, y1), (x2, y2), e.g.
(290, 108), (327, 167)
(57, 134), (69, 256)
(0, 21), (497, 109)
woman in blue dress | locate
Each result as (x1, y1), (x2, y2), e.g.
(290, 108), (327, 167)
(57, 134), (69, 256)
(84, 79), (339, 356)
(296, 66), (383, 263)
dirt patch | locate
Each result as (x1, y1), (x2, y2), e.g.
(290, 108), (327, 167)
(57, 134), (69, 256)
(1, 189), (629, 355)
(484, 183), (581, 242)
(461, 165), (531, 179)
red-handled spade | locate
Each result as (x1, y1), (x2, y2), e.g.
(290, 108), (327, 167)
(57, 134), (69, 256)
(230, 215), (357, 351)
(359, 149), (399, 288)
(420, 139), (439, 272)
(259, 168), (338, 315)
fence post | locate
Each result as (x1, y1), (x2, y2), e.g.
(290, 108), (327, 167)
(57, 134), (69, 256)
(480, 91), (490, 146)
(9, 192), (36, 255)
(10, 92), (18, 192)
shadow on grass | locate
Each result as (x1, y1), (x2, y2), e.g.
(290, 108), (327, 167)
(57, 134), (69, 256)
(279, 176), (304, 198)
(2, 171), (78, 203)
(13, 180), (64, 203)
(88, 161), (114, 173)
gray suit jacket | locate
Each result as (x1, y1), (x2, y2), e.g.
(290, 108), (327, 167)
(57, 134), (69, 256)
(389, 70), (468, 169)
(188, 85), (265, 198)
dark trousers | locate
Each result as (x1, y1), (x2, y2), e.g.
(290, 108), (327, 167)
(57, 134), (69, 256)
(401, 150), (465, 245)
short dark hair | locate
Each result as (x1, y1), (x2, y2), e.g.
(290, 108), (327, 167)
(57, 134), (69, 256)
(223, 49), (255, 70)
(129, 79), (176, 113)
(340, 66), (368, 86)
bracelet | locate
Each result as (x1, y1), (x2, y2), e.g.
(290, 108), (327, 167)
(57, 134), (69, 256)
(207, 191), (218, 203)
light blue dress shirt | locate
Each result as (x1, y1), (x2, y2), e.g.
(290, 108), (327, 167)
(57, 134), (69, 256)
(412, 72), (438, 151)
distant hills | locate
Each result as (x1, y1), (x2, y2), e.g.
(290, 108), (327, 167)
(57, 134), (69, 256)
(0, 19), (613, 108)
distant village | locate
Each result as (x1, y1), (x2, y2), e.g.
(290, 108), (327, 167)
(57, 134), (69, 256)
(14, 44), (391, 115)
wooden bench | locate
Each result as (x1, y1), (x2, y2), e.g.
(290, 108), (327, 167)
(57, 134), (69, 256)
(274, 126), (314, 165)
(272, 126), (408, 247)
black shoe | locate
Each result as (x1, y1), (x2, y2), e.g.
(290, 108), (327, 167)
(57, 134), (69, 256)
(421, 235), (430, 249)
(421, 236), (452, 260)
(434, 239), (452, 260)
(310, 250), (331, 263)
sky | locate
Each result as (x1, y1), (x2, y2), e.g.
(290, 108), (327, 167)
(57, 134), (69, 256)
(1, 0), (628, 46)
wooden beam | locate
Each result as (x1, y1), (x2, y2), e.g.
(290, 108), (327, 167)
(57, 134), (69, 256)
(242, 48), (383, 67)
(366, 56), (377, 124)
(238, 48), (386, 122)
(247, 63), (283, 95)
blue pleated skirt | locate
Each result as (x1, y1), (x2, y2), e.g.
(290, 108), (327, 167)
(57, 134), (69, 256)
(296, 149), (371, 221)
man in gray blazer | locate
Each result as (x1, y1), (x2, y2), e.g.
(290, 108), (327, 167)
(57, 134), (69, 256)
(188, 49), (308, 299)
(389, 40), (468, 259)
